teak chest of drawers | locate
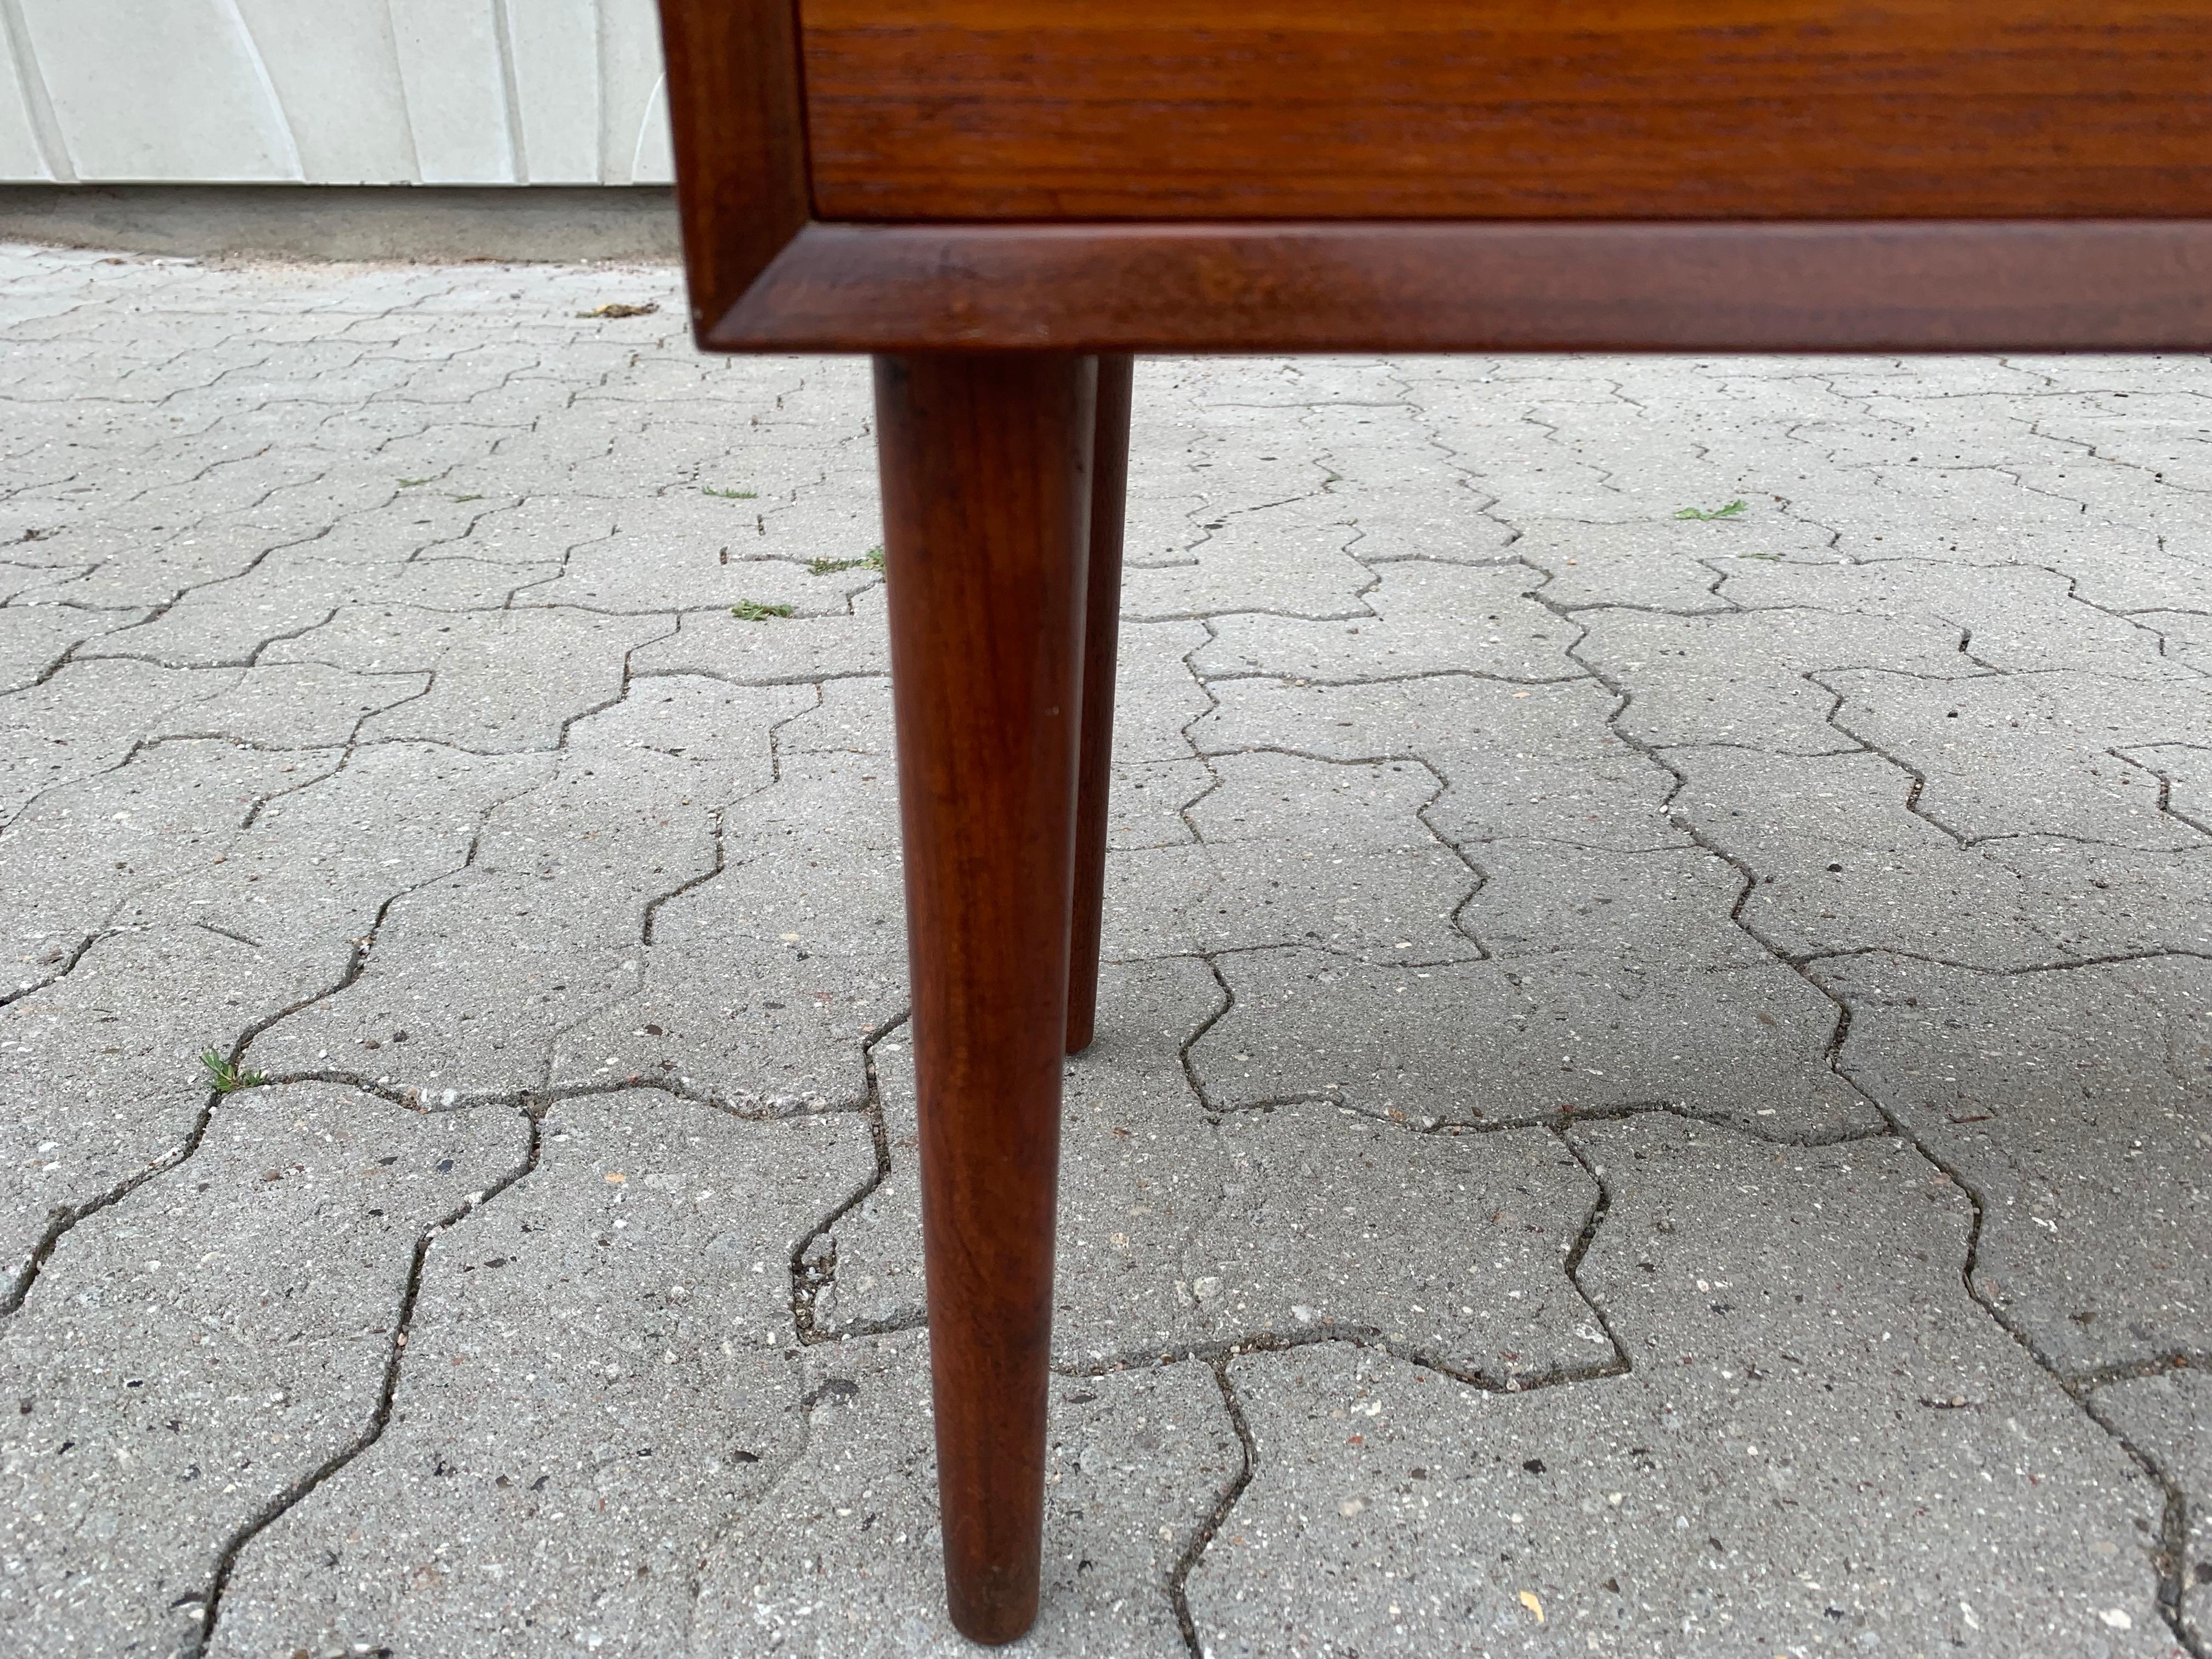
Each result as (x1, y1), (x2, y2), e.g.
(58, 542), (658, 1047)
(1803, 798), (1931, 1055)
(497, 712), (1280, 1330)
(653, 2), (2212, 1641)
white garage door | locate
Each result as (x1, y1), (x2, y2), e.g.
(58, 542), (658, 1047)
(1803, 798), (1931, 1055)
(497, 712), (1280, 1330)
(0, 0), (674, 184)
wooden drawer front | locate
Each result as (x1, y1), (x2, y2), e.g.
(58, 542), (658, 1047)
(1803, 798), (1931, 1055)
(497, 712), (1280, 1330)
(799, 1), (2212, 222)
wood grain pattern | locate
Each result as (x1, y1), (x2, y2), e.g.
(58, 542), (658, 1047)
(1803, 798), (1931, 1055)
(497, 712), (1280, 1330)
(709, 221), (2212, 353)
(653, 0), (810, 342)
(876, 353), (1097, 1645)
(799, 1), (2212, 222)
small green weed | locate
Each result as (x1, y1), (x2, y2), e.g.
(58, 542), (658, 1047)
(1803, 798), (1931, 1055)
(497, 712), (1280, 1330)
(1737, 550), (1783, 562)
(807, 546), (885, 576)
(397, 477), (432, 489)
(703, 487), (759, 500)
(1674, 500), (1747, 521)
(200, 1049), (269, 1093)
(450, 493), (484, 503)
(731, 600), (795, 622)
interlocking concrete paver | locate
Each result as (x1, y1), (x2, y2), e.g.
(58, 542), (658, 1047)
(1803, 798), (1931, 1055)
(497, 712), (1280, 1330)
(1717, 559), (2190, 679)
(2094, 1369), (2212, 1649)
(78, 552), (563, 668)
(690, 1331), (1239, 1657)
(5, 249), (2211, 1656)
(251, 678), (806, 1103)
(1578, 605), (1968, 754)
(825, 961), (1605, 1383)
(1191, 561), (1578, 684)
(1669, 744), (2169, 968)
(1824, 669), (2212, 849)
(1511, 514), (1838, 612)
(1103, 752), (1480, 964)
(552, 749), (907, 1110)
(0, 1083), (526, 1658)
(1194, 676), (1684, 851)
(0, 599), (148, 689)
(1818, 953), (2212, 1379)
(1188, 1117), (2175, 1658)
(207, 1089), (871, 1659)
(1124, 499), (1375, 622)
(1, 929), (341, 1295)
(1, 737), (325, 989)
(1192, 946), (1877, 1138)
(265, 604), (676, 752)
(631, 582), (890, 685)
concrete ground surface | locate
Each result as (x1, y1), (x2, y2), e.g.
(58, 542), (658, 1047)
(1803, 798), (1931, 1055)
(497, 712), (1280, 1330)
(0, 242), (2208, 1659)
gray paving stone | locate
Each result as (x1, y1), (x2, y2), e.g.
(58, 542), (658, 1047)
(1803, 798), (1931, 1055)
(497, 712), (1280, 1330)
(1, 737), (324, 991)
(522, 494), (883, 614)
(207, 1090), (871, 1659)
(777, 673), (893, 757)
(1978, 837), (2212, 961)
(260, 603), (677, 752)
(1819, 953), (2212, 1377)
(1507, 516), (1832, 612)
(1188, 1116), (2174, 1658)
(1193, 677), (1684, 852)
(1457, 840), (1765, 967)
(1577, 606), (1968, 754)
(1717, 559), (2188, 680)
(1814, 523), (2210, 614)
(7, 250), (2209, 1653)
(1124, 496), (1375, 622)
(2092, 1368), (2212, 1648)
(1107, 758), (1213, 851)
(1110, 617), (1214, 760)
(828, 960), (1605, 1383)
(1192, 946), (1877, 1139)
(0, 661), (251, 821)
(80, 551), (561, 668)
(687, 1332), (1238, 1657)
(2137, 611), (2212, 677)
(631, 582), (890, 685)
(124, 742), (551, 973)
(153, 662), (436, 747)
(247, 868), (644, 1102)
(1823, 669), (2212, 849)
(252, 679), (805, 1103)
(1670, 745), (2096, 968)
(0, 599), (147, 690)
(1192, 561), (1578, 685)
(2124, 742), (2212, 833)
(0, 929), (340, 1296)
(551, 752), (907, 1111)
(1103, 752), (1480, 964)
(0, 1082), (526, 1659)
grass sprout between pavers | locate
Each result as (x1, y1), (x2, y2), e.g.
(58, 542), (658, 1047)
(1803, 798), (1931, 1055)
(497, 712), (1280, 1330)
(198, 1051), (270, 1094)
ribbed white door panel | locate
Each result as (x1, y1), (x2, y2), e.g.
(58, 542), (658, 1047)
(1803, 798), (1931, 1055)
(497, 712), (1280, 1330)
(0, 0), (674, 184)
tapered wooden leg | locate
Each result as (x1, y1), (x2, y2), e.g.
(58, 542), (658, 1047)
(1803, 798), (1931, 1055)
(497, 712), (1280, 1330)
(1065, 354), (1133, 1056)
(874, 352), (1097, 1645)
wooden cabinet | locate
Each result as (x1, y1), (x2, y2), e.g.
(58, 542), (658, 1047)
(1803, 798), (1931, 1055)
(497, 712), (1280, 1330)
(653, 3), (2212, 1644)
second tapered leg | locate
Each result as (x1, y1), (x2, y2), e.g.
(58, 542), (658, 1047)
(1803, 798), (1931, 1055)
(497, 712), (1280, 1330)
(1065, 354), (1133, 1056)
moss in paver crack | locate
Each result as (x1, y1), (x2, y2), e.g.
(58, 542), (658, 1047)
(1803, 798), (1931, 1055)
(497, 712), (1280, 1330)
(806, 546), (885, 576)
